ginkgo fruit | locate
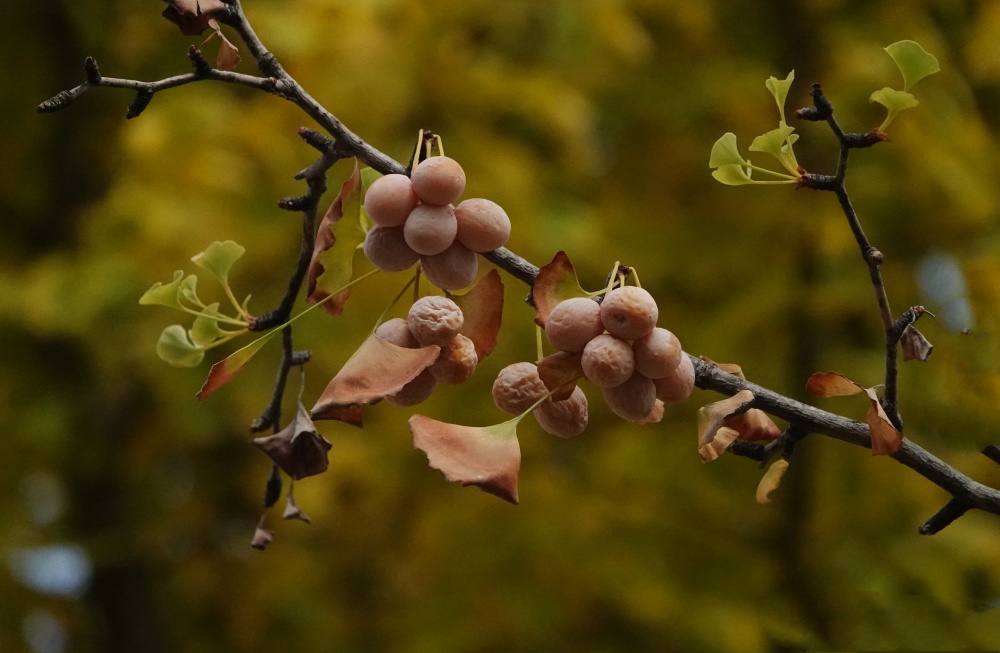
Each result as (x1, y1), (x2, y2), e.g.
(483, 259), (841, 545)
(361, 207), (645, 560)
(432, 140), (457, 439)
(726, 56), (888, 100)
(492, 362), (548, 415)
(403, 203), (458, 256)
(374, 317), (419, 348)
(364, 225), (421, 272)
(601, 371), (657, 422)
(632, 327), (682, 379)
(407, 295), (464, 347)
(581, 333), (635, 388)
(454, 198), (511, 252)
(653, 353), (695, 404)
(421, 241), (479, 290)
(544, 297), (604, 353)
(600, 286), (658, 341)
(534, 386), (589, 438)
(364, 173), (419, 227)
(411, 156), (466, 206)
(386, 369), (438, 407)
(429, 333), (478, 384)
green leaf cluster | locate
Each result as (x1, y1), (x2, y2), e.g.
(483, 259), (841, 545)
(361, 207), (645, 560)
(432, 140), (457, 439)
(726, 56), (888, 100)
(709, 71), (801, 186)
(871, 40), (940, 133)
(139, 240), (251, 367)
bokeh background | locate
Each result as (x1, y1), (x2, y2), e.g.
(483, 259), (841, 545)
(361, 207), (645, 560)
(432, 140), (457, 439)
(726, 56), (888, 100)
(5, 0), (1000, 650)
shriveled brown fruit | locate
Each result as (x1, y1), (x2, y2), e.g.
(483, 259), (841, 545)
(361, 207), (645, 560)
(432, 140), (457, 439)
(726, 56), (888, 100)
(581, 334), (635, 388)
(492, 362), (549, 415)
(534, 386), (589, 438)
(429, 334), (478, 384)
(387, 369), (439, 407)
(407, 295), (464, 347)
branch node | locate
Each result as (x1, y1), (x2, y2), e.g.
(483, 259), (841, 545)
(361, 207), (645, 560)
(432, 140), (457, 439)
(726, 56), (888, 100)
(125, 86), (154, 120)
(299, 127), (336, 154)
(187, 45), (212, 75)
(842, 131), (882, 149)
(727, 440), (767, 461)
(278, 196), (310, 212)
(291, 350), (312, 366)
(809, 83), (834, 119)
(84, 56), (101, 84)
(799, 173), (837, 191)
(919, 497), (971, 535)
(865, 247), (884, 265)
(250, 415), (272, 433)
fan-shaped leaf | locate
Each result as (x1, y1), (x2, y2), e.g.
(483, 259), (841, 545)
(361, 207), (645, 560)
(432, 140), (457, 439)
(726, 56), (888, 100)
(410, 414), (521, 504)
(196, 328), (282, 399)
(885, 40), (939, 92)
(190, 302), (225, 347)
(698, 389), (754, 462)
(156, 324), (205, 368)
(708, 132), (747, 168)
(711, 164), (754, 186)
(311, 334), (441, 423)
(449, 269), (504, 359)
(806, 371), (864, 397)
(531, 251), (589, 327)
(749, 125), (797, 158)
(756, 459), (790, 504)
(191, 240), (245, 285)
(765, 70), (795, 122)
(140, 270), (186, 308)
(307, 161), (366, 317)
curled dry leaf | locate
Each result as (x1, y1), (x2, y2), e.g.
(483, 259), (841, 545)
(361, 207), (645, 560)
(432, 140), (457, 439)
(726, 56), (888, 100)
(724, 408), (781, 442)
(901, 325), (933, 362)
(409, 414), (521, 505)
(307, 162), (366, 317)
(161, 0), (228, 36)
(756, 459), (790, 504)
(636, 399), (665, 425)
(215, 34), (241, 71)
(250, 526), (274, 551)
(251, 403), (332, 480)
(531, 251), (588, 327)
(537, 351), (584, 401)
(449, 269), (504, 359)
(805, 371), (902, 456)
(311, 334), (440, 423)
(282, 492), (312, 524)
(698, 389), (754, 462)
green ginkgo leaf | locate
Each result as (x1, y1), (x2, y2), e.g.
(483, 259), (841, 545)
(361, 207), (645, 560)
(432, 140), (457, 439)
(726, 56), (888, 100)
(709, 133), (746, 168)
(749, 125), (797, 157)
(139, 270), (185, 308)
(179, 274), (200, 306)
(885, 40), (939, 92)
(191, 240), (246, 285)
(190, 302), (226, 347)
(156, 324), (205, 367)
(871, 87), (919, 131)
(765, 70), (795, 122)
(711, 164), (754, 185)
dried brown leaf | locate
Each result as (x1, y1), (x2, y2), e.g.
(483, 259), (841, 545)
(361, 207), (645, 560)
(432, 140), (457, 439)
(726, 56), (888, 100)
(215, 35), (241, 71)
(697, 389), (754, 462)
(306, 162), (364, 317)
(805, 371), (865, 397)
(409, 414), (521, 504)
(724, 408), (781, 442)
(251, 403), (332, 480)
(449, 269), (504, 359)
(161, 0), (227, 35)
(636, 399), (665, 425)
(901, 325), (933, 362)
(756, 459), (790, 504)
(311, 334), (440, 422)
(862, 387), (903, 456)
(531, 251), (588, 327)
(282, 492), (312, 524)
(536, 351), (584, 401)
(250, 526), (274, 551)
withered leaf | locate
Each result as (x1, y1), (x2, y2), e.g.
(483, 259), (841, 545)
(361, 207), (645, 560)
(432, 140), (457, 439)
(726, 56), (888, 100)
(805, 372), (902, 455)
(756, 459), (790, 504)
(537, 351), (584, 401)
(250, 526), (274, 551)
(410, 414), (521, 505)
(724, 408), (781, 442)
(197, 328), (282, 399)
(282, 491), (312, 524)
(531, 251), (588, 327)
(449, 269), (504, 359)
(805, 371), (865, 397)
(215, 34), (241, 71)
(697, 389), (754, 462)
(252, 403), (332, 480)
(901, 325), (933, 362)
(307, 161), (366, 317)
(636, 399), (665, 425)
(161, 0), (228, 36)
(311, 334), (440, 423)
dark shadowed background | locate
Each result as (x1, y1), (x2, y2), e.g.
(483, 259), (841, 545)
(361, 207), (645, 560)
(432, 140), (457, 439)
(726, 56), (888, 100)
(4, 1), (1000, 650)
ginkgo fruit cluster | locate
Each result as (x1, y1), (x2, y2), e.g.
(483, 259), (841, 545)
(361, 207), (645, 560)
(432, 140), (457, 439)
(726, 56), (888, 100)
(363, 156), (512, 290)
(492, 362), (589, 438)
(376, 295), (478, 406)
(545, 287), (694, 423)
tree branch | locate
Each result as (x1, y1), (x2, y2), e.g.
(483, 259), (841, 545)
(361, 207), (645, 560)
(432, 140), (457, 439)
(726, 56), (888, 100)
(41, 0), (1000, 535)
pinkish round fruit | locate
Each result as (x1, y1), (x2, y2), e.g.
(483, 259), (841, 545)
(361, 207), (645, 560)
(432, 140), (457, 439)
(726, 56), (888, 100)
(581, 334), (635, 388)
(600, 286), (658, 340)
(407, 295), (464, 347)
(429, 334), (478, 384)
(534, 386), (589, 438)
(544, 297), (604, 353)
(601, 371), (657, 422)
(403, 203), (458, 256)
(492, 362), (548, 415)
(386, 369), (438, 407)
(421, 241), (478, 290)
(455, 198), (511, 252)
(633, 327), (682, 379)
(364, 174), (419, 227)
(374, 317), (419, 348)
(364, 225), (421, 272)
(411, 156), (466, 205)
(653, 354), (695, 404)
